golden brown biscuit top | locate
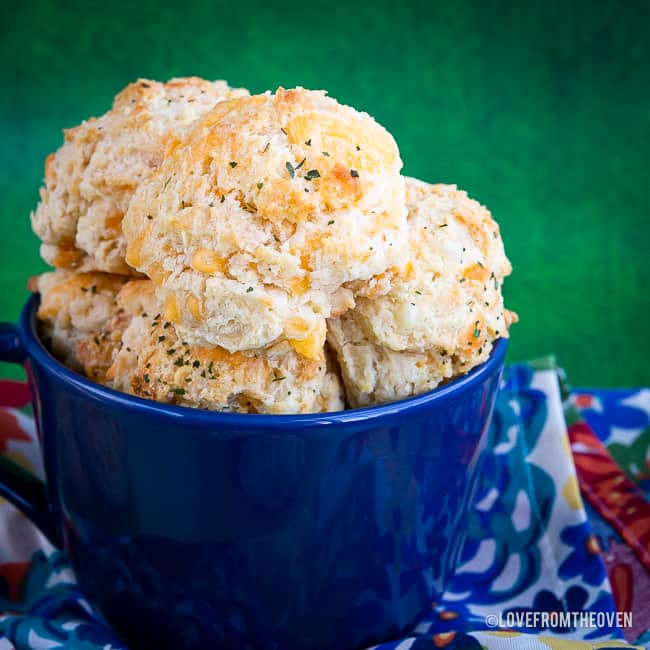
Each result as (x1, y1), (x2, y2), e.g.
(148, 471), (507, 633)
(123, 87), (407, 354)
(334, 177), (515, 360)
(32, 77), (249, 275)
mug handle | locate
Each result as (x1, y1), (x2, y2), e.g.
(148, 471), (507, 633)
(0, 322), (60, 545)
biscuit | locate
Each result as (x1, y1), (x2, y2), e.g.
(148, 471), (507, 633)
(31, 77), (249, 275)
(327, 177), (517, 407)
(32, 269), (128, 380)
(34, 271), (343, 413)
(107, 281), (345, 414)
(123, 87), (408, 357)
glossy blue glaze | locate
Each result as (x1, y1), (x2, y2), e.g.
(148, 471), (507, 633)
(0, 295), (506, 650)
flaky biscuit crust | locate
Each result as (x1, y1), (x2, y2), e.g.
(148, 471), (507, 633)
(123, 87), (407, 355)
(32, 77), (249, 275)
(34, 271), (344, 413)
(327, 315), (455, 408)
(107, 280), (344, 413)
(327, 177), (516, 406)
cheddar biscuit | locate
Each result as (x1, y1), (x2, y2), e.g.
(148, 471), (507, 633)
(108, 281), (345, 414)
(123, 87), (408, 356)
(33, 271), (344, 413)
(327, 177), (516, 407)
(32, 77), (249, 275)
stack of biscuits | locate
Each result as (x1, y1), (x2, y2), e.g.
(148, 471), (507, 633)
(30, 77), (516, 413)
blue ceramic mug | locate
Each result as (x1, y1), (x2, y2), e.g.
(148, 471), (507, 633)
(0, 295), (506, 650)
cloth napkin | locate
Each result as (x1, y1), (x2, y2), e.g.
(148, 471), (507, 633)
(0, 361), (648, 650)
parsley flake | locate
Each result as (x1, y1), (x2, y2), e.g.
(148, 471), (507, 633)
(304, 169), (320, 180)
(246, 286), (254, 293)
(229, 161), (237, 168)
(305, 139), (312, 146)
(350, 169), (359, 178)
(286, 162), (295, 178)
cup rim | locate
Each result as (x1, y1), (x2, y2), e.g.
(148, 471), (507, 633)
(20, 294), (507, 429)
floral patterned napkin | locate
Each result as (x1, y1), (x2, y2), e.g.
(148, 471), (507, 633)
(0, 363), (648, 650)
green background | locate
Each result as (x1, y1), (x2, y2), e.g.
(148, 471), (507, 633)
(2, 0), (649, 385)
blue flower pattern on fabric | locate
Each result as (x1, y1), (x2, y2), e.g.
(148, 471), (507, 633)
(559, 522), (606, 586)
